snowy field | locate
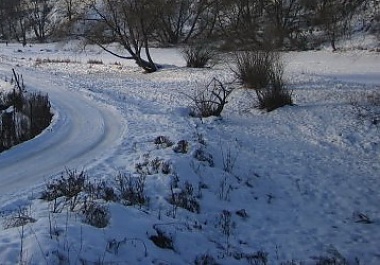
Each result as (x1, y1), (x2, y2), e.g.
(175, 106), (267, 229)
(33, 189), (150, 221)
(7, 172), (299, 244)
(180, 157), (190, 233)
(0, 42), (379, 264)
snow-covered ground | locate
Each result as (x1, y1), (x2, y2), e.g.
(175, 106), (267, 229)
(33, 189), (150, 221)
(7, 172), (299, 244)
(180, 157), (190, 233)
(0, 42), (379, 264)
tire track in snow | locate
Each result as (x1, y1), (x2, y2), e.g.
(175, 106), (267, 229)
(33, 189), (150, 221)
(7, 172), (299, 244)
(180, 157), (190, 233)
(0, 66), (125, 196)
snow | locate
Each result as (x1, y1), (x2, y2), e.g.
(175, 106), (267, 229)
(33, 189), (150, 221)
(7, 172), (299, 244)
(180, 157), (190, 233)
(0, 42), (379, 264)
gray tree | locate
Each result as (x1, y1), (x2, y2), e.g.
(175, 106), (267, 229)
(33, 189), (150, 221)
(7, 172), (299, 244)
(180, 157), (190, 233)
(303, 0), (364, 51)
(30, 0), (52, 42)
(153, 0), (218, 45)
(263, 0), (305, 49)
(76, 0), (159, 72)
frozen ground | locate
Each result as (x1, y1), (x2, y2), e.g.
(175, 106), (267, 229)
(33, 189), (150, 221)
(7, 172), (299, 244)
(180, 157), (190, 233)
(0, 42), (379, 264)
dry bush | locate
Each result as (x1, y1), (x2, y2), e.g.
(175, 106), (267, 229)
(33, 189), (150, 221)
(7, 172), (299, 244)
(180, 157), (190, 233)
(82, 201), (109, 228)
(234, 50), (293, 111)
(149, 226), (174, 250)
(351, 90), (380, 125)
(183, 43), (216, 68)
(3, 208), (36, 229)
(234, 51), (277, 90)
(116, 173), (148, 207)
(85, 180), (118, 202)
(193, 148), (214, 167)
(173, 140), (189, 154)
(41, 169), (87, 212)
(35, 58), (79, 66)
(257, 66), (293, 111)
(87, 59), (103, 65)
(194, 254), (218, 265)
(169, 181), (200, 214)
(27, 92), (53, 136)
(154, 135), (174, 148)
(189, 78), (233, 117)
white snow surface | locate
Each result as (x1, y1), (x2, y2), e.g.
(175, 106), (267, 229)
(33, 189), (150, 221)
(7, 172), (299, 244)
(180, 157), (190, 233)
(0, 42), (379, 264)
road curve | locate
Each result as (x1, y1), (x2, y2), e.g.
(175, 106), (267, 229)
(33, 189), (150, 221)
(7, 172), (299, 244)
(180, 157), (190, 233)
(0, 65), (124, 196)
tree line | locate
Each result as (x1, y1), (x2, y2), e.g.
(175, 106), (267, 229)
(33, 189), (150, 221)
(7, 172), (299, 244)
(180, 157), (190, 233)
(1, 0), (379, 71)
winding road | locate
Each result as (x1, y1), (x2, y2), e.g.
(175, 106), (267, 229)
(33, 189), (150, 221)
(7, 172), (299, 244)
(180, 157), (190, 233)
(0, 64), (124, 196)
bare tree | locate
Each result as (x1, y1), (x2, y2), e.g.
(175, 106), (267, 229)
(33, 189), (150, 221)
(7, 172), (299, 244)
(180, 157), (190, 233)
(76, 0), (159, 72)
(30, 0), (52, 42)
(214, 0), (266, 49)
(0, 0), (29, 45)
(0, 1), (6, 39)
(135, 0), (218, 46)
(263, 0), (305, 49)
(153, 0), (193, 45)
(64, 0), (74, 21)
(303, 0), (364, 51)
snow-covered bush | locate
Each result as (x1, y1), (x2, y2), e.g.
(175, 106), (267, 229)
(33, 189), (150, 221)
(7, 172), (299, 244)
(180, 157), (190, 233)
(173, 139), (189, 154)
(149, 226), (174, 250)
(154, 135), (174, 148)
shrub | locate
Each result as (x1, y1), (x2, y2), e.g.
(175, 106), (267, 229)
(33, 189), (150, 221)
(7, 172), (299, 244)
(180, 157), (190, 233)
(257, 67), (293, 111)
(87, 59), (103, 65)
(194, 253), (218, 265)
(234, 50), (293, 111)
(244, 251), (268, 265)
(234, 51), (277, 90)
(135, 157), (164, 175)
(183, 43), (216, 68)
(312, 248), (360, 265)
(34, 58), (78, 66)
(3, 208), (36, 229)
(116, 173), (147, 207)
(169, 181), (200, 214)
(353, 90), (380, 126)
(193, 148), (214, 167)
(149, 226), (174, 250)
(173, 140), (189, 154)
(189, 78), (233, 118)
(82, 201), (109, 228)
(154, 135), (174, 148)
(27, 92), (53, 136)
(85, 181), (118, 202)
(41, 169), (87, 211)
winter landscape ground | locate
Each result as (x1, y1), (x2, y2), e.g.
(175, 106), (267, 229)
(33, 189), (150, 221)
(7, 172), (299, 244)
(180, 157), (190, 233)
(0, 42), (379, 264)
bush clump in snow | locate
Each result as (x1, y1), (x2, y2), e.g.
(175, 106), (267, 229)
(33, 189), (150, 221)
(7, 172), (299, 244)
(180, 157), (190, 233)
(2, 208), (36, 230)
(183, 43), (216, 68)
(82, 201), (109, 228)
(40, 169), (87, 212)
(189, 78), (233, 118)
(116, 172), (148, 208)
(149, 226), (175, 250)
(234, 50), (293, 111)
(168, 177), (200, 215)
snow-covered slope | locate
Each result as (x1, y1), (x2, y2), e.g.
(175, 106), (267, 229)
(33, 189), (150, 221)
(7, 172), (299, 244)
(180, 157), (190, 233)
(0, 43), (379, 264)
